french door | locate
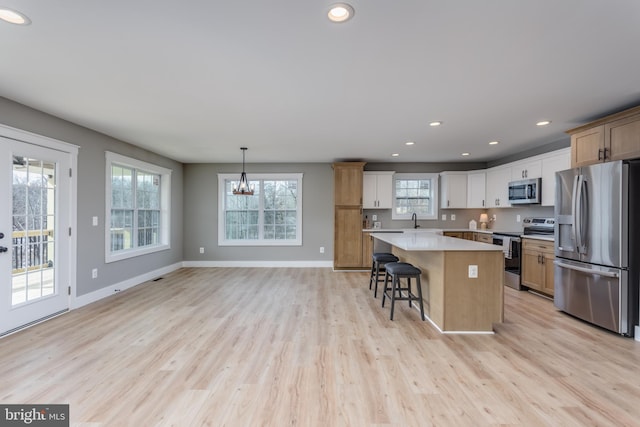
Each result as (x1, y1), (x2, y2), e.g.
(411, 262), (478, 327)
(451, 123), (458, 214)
(1, 136), (72, 336)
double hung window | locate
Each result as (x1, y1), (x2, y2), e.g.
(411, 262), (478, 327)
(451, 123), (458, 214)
(218, 173), (302, 246)
(105, 152), (171, 262)
(392, 173), (439, 220)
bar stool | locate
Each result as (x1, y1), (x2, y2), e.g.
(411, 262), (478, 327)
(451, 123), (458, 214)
(382, 262), (425, 321)
(369, 252), (399, 298)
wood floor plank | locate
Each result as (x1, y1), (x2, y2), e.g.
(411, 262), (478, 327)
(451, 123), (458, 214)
(1, 267), (640, 426)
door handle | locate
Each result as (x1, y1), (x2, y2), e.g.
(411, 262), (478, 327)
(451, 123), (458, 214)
(0, 246), (8, 253)
(554, 261), (619, 278)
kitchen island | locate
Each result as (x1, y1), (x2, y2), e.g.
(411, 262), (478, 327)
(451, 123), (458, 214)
(371, 231), (504, 333)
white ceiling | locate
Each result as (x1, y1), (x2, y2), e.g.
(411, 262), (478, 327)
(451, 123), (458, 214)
(1, 1), (639, 164)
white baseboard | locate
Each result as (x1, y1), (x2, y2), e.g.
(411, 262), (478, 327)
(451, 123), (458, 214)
(72, 262), (183, 309)
(182, 260), (333, 268)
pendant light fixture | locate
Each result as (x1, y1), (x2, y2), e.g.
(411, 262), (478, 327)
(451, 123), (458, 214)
(232, 147), (254, 195)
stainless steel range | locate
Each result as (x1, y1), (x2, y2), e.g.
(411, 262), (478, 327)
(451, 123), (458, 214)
(492, 217), (554, 290)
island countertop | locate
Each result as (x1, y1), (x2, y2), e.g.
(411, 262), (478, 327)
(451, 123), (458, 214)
(370, 230), (504, 333)
(370, 231), (504, 252)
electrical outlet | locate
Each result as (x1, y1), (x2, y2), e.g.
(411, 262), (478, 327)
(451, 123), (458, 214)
(451, 214), (456, 221)
(372, 214), (377, 221)
(199, 247), (204, 254)
(92, 268), (98, 279)
(516, 215), (521, 222)
(320, 246), (325, 253)
(441, 214), (447, 221)
(492, 214), (497, 221)
(92, 216), (98, 226)
(468, 265), (478, 278)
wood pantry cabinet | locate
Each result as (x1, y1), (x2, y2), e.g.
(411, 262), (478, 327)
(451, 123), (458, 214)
(568, 105), (640, 168)
(521, 238), (555, 296)
(333, 162), (366, 269)
(363, 171), (394, 209)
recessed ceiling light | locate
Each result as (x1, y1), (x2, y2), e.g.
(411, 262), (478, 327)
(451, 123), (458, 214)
(328, 3), (354, 23)
(0, 8), (31, 25)
(405, 141), (415, 146)
(489, 141), (499, 145)
(536, 120), (551, 126)
(429, 121), (442, 127)
(462, 152), (470, 156)
(391, 153), (399, 157)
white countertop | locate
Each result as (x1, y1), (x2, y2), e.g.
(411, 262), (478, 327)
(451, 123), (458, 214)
(362, 228), (492, 234)
(370, 231), (504, 252)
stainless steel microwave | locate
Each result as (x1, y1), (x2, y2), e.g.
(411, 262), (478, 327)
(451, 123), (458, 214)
(508, 178), (541, 204)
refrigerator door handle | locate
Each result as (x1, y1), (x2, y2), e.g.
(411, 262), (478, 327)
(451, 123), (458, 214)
(571, 174), (581, 253)
(554, 261), (620, 278)
(578, 175), (588, 254)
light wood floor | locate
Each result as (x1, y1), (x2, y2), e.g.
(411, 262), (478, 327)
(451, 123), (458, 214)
(1, 267), (640, 426)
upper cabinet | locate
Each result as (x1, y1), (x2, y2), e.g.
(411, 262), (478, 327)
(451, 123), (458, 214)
(570, 126), (605, 167)
(567, 105), (640, 168)
(363, 171), (394, 209)
(466, 171), (486, 208)
(540, 148), (570, 206)
(440, 172), (468, 209)
(485, 167), (511, 208)
(333, 162), (366, 206)
(511, 160), (542, 180)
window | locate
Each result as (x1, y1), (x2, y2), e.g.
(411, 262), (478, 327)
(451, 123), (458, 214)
(105, 152), (171, 262)
(392, 173), (439, 220)
(218, 173), (303, 246)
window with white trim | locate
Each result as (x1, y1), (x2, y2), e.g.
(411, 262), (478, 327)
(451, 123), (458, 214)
(105, 152), (171, 262)
(218, 173), (303, 246)
(392, 173), (439, 220)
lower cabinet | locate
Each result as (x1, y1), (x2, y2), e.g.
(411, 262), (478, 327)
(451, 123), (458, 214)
(361, 232), (373, 269)
(521, 239), (555, 296)
(334, 207), (363, 268)
(475, 233), (493, 244)
(444, 231), (474, 240)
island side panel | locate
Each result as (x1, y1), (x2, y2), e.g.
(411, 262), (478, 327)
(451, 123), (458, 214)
(391, 248), (445, 329)
(443, 251), (504, 331)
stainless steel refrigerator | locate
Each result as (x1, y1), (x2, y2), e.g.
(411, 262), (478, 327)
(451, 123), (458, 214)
(554, 160), (640, 336)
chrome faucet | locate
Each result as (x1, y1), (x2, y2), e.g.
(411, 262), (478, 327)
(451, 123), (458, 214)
(412, 212), (420, 229)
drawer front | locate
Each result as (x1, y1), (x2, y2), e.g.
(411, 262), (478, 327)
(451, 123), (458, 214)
(522, 238), (554, 253)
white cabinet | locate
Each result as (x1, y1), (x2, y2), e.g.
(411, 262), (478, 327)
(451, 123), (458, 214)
(363, 171), (394, 209)
(466, 171), (486, 208)
(511, 160), (542, 180)
(486, 167), (511, 208)
(540, 148), (570, 206)
(440, 172), (468, 208)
